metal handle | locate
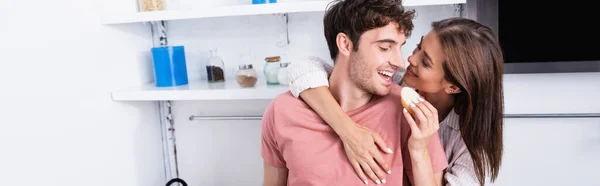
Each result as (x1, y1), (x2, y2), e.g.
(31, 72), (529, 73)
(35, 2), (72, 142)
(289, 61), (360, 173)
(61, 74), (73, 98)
(188, 113), (600, 121)
(189, 115), (263, 121)
(503, 113), (600, 118)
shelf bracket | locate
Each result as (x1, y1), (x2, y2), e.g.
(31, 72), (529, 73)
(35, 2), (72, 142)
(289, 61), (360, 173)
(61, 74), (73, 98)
(284, 13), (290, 45)
(275, 13), (290, 47)
(454, 4), (465, 18)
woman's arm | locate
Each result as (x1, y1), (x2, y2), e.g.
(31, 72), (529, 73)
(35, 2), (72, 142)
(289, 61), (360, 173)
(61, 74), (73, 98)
(285, 56), (333, 98)
(286, 56), (393, 184)
(402, 98), (447, 186)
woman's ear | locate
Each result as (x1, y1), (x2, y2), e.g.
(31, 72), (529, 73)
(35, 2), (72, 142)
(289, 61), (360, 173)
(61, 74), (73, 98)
(446, 84), (462, 94)
(336, 33), (352, 57)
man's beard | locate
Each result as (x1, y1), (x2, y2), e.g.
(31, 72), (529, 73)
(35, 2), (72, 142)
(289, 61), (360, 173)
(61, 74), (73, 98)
(348, 53), (379, 96)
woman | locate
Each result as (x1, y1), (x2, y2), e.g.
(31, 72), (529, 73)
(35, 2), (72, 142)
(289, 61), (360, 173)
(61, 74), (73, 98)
(285, 17), (504, 186)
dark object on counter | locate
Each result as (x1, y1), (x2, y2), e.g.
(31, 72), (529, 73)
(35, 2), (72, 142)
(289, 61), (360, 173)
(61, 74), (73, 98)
(165, 178), (187, 186)
(206, 65), (224, 82)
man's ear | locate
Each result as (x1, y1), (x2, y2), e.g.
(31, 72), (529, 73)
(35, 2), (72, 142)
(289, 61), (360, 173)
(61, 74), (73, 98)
(336, 33), (352, 57)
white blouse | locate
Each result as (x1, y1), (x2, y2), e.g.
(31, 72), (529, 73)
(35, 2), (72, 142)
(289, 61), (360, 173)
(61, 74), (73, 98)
(284, 56), (480, 186)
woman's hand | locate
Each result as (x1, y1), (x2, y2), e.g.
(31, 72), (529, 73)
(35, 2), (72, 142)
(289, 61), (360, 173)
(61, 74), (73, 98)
(339, 123), (394, 185)
(402, 97), (440, 152)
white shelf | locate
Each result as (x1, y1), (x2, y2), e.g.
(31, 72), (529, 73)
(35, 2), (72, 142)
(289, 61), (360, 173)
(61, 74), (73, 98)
(111, 80), (289, 101)
(103, 0), (466, 24)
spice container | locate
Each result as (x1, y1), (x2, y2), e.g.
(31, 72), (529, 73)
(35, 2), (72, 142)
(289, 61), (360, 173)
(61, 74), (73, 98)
(205, 49), (225, 82)
(236, 64), (258, 88)
(139, 0), (165, 11)
(263, 56), (281, 85)
(277, 62), (290, 86)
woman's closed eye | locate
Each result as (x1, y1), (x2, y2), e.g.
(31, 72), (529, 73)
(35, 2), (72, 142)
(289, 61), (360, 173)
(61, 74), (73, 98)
(421, 59), (430, 68)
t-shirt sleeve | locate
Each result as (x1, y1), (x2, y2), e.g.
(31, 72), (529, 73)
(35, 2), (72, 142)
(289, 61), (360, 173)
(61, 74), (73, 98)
(401, 119), (449, 184)
(261, 101), (286, 168)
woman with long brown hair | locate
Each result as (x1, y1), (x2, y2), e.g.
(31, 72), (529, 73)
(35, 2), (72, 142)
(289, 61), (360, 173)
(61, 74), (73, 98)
(284, 17), (504, 185)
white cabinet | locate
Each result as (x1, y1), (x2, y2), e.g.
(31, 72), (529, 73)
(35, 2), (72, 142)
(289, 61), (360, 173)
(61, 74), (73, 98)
(172, 100), (270, 185)
(491, 118), (600, 186)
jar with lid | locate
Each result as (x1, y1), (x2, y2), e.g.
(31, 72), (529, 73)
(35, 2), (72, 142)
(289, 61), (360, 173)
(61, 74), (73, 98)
(139, 0), (165, 11)
(277, 62), (290, 86)
(263, 56), (281, 85)
(235, 64), (258, 88)
(205, 49), (225, 83)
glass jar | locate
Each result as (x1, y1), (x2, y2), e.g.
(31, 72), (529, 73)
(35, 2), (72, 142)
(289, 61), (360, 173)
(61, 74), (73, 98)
(264, 56), (281, 85)
(205, 49), (225, 83)
(235, 64), (258, 88)
(277, 62), (290, 86)
(139, 0), (165, 11)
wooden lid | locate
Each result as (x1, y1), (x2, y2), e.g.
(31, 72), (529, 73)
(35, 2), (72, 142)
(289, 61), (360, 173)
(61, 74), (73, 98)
(265, 56), (281, 62)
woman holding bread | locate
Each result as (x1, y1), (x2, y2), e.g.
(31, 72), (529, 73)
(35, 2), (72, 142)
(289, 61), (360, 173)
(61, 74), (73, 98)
(285, 17), (504, 186)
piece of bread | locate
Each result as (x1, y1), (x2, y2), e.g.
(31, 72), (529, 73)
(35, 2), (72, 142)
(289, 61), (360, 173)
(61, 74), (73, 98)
(401, 86), (420, 115)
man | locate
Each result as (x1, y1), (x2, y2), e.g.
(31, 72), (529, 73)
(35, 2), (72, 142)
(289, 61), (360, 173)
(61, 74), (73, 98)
(260, 0), (448, 185)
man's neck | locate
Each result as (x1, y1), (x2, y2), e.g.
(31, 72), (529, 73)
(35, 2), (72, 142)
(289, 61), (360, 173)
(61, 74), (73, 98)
(328, 63), (373, 112)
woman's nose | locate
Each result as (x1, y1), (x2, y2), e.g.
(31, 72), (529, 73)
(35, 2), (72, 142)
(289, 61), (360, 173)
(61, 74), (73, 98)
(407, 54), (417, 67)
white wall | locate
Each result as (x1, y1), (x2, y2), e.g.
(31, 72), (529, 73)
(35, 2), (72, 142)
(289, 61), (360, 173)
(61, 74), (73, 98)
(0, 0), (164, 186)
(165, 4), (461, 82)
(1, 0), (599, 186)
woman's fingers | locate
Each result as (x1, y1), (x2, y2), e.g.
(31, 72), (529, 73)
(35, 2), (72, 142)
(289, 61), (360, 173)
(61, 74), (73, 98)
(420, 98), (439, 130)
(371, 148), (391, 175)
(414, 100), (433, 129)
(366, 156), (388, 184)
(410, 102), (428, 129)
(359, 160), (381, 184)
(403, 108), (420, 134)
(372, 132), (393, 154)
(351, 160), (369, 185)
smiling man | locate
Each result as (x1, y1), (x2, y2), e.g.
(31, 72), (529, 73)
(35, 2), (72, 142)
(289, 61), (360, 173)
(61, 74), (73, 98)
(260, 0), (448, 185)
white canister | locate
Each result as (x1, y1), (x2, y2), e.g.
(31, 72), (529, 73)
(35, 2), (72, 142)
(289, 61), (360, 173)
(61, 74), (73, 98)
(277, 62), (290, 86)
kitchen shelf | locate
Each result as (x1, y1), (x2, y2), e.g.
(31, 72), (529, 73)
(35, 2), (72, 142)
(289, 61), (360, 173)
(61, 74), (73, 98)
(111, 80), (289, 101)
(103, 0), (466, 24)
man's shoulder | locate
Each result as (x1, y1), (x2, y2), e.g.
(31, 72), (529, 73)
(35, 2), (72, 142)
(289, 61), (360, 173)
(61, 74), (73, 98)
(263, 91), (322, 129)
(266, 91), (313, 116)
(270, 91), (308, 108)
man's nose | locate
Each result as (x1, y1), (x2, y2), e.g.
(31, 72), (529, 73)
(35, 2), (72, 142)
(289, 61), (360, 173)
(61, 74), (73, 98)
(390, 53), (404, 70)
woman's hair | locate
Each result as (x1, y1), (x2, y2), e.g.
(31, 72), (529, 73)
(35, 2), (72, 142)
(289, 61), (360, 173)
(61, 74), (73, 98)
(432, 17), (504, 185)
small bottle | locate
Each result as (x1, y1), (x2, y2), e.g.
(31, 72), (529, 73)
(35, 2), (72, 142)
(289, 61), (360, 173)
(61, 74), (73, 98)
(277, 62), (290, 86)
(235, 64), (258, 88)
(263, 56), (281, 85)
(205, 49), (225, 83)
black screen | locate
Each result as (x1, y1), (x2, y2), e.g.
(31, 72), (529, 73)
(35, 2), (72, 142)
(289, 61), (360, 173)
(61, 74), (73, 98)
(498, 1), (600, 63)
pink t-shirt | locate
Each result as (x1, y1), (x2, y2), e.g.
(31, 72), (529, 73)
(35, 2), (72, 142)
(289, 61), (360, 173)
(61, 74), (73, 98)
(261, 85), (448, 186)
